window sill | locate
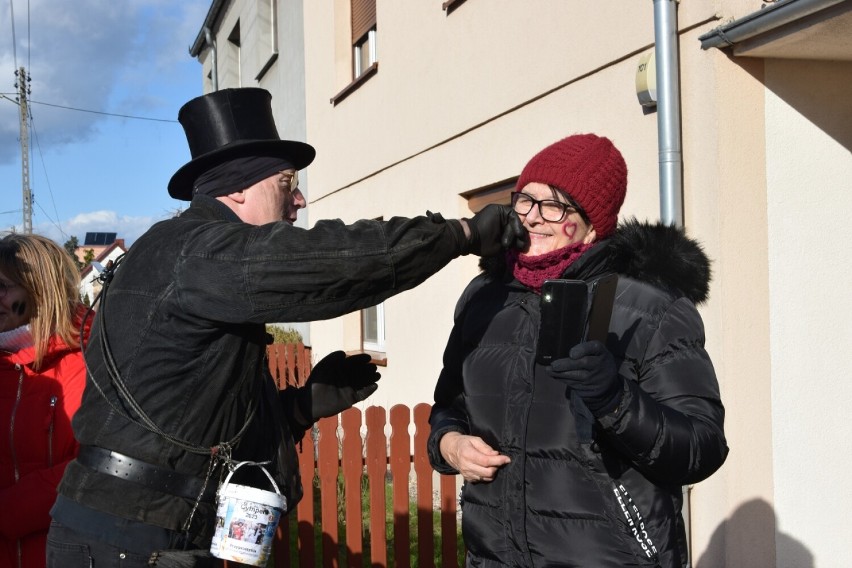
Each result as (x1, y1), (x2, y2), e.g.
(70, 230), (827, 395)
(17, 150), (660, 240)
(347, 349), (387, 367)
(254, 52), (279, 82)
(330, 62), (379, 106)
(443, 0), (468, 14)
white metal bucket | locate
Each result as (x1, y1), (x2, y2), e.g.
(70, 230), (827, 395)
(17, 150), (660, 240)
(209, 462), (286, 566)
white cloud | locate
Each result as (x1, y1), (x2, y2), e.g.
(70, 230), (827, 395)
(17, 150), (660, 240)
(0, 0), (209, 164)
(0, 0), (206, 239)
(27, 208), (181, 247)
(1, 2), (137, 162)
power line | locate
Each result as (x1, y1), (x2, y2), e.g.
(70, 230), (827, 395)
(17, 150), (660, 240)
(29, 111), (69, 241)
(26, 0), (30, 70)
(1, 92), (177, 123)
(8, 0), (18, 70)
(34, 200), (69, 242)
(28, 99), (178, 123)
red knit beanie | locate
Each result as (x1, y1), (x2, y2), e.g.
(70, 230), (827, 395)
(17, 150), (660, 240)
(516, 133), (627, 239)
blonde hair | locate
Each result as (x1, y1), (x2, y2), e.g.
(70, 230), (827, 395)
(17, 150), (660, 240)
(0, 233), (83, 369)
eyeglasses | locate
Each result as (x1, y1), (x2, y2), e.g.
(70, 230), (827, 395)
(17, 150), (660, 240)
(0, 281), (19, 299)
(511, 192), (582, 223)
(278, 170), (299, 192)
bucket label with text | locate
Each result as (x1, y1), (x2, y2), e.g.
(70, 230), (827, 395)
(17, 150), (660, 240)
(210, 483), (285, 566)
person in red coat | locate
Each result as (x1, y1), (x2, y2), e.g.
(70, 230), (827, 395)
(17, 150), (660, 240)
(0, 233), (88, 568)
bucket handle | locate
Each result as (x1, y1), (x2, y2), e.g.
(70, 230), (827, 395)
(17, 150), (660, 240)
(217, 460), (282, 500)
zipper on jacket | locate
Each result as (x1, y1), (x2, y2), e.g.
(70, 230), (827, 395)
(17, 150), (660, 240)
(9, 364), (23, 482)
(48, 395), (58, 466)
(11, 365), (24, 568)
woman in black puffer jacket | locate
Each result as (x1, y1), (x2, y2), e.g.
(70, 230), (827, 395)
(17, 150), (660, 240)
(428, 134), (728, 568)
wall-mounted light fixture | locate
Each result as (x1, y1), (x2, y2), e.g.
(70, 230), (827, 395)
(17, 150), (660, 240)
(636, 50), (657, 107)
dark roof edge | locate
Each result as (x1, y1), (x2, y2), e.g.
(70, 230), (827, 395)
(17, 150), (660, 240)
(698, 0), (847, 49)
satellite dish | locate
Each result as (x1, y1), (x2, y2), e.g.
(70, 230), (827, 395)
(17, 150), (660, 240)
(91, 261), (105, 275)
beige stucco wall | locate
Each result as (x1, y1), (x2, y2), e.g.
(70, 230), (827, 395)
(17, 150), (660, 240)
(764, 57), (852, 566)
(682, 27), (776, 567)
(304, 1), (654, 202)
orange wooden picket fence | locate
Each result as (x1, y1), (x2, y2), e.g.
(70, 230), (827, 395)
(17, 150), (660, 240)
(221, 343), (462, 568)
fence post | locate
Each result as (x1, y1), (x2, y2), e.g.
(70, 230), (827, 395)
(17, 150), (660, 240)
(296, 429), (316, 568)
(412, 404), (436, 568)
(390, 406), (412, 568)
(318, 416), (340, 568)
(365, 407), (388, 566)
(341, 408), (365, 568)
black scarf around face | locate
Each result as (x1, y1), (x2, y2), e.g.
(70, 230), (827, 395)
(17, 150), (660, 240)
(193, 156), (293, 198)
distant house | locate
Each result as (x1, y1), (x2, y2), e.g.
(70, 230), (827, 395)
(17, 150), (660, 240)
(77, 232), (127, 305)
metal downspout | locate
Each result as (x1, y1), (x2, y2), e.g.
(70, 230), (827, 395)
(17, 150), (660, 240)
(653, 0), (684, 228)
(656, 0), (691, 558)
(204, 27), (218, 91)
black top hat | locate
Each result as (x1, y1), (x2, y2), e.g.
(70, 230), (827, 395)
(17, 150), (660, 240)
(168, 88), (316, 200)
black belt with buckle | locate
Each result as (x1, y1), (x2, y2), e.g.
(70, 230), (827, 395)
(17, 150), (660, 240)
(76, 445), (217, 503)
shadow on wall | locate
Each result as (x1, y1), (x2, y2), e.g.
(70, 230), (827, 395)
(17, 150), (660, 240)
(694, 498), (813, 568)
(763, 59), (852, 152)
(728, 51), (852, 152)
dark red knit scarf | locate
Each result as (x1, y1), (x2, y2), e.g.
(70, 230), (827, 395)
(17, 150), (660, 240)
(508, 241), (593, 293)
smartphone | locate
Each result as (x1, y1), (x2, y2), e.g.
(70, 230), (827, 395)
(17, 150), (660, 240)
(585, 273), (618, 344)
(536, 280), (588, 365)
(535, 274), (619, 365)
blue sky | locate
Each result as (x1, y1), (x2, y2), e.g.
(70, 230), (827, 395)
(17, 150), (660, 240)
(1, 0), (211, 246)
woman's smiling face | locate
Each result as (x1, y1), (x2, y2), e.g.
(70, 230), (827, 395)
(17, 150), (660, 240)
(514, 182), (596, 257)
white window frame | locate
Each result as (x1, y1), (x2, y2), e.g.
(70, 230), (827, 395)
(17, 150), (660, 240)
(354, 28), (377, 77)
(362, 301), (386, 353)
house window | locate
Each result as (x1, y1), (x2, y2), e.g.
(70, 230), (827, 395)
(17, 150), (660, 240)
(254, 0), (279, 80)
(330, 0), (378, 105)
(354, 28), (377, 78)
(351, 0), (377, 78)
(226, 20), (241, 87)
(362, 302), (385, 353)
(362, 212), (386, 357)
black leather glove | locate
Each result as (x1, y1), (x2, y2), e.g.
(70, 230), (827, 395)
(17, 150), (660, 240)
(294, 351), (380, 426)
(464, 204), (527, 256)
(548, 340), (623, 417)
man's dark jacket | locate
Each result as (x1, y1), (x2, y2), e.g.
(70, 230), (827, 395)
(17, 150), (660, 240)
(58, 195), (469, 544)
(428, 219), (728, 568)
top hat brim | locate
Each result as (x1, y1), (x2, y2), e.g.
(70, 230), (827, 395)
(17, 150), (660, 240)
(167, 139), (316, 201)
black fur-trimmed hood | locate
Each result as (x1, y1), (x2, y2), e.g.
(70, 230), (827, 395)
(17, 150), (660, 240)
(481, 217), (712, 305)
(607, 218), (711, 304)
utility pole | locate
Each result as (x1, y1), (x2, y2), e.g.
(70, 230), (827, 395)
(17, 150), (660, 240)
(15, 67), (32, 234)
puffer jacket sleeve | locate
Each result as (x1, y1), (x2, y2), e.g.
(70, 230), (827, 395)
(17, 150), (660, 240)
(598, 296), (728, 485)
(427, 278), (486, 474)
